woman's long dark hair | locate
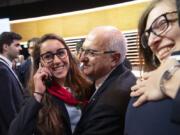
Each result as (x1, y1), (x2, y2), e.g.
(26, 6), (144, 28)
(138, 0), (163, 71)
(31, 33), (92, 135)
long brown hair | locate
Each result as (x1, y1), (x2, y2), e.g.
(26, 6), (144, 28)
(31, 33), (92, 135)
(138, 0), (163, 71)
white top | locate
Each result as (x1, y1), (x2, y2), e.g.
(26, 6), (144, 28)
(65, 104), (81, 133)
(64, 87), (82, 133)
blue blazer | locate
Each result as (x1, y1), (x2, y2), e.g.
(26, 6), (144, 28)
(171, 89), (180, 124)
(124, 97), (180, 135)
(0, 60), (24, 135)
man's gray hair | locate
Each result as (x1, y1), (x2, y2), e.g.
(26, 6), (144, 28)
(106, 28), (127, 64)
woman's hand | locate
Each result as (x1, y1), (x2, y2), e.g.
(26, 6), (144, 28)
(130, 58), (180, 107)
(130, 71), (165, 107)
(33, 65), (52, 102)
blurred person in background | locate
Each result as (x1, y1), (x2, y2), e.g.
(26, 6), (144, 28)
(17, 37), (40, 89)
(0, 31), (24, 135)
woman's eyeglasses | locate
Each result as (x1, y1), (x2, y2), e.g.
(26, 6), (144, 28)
(40, 48), (67, 64)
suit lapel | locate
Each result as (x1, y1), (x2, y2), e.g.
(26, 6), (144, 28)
(0, 59), (24, 94)
(81, 64), (126, 118)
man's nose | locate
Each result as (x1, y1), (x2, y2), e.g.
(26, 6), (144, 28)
(19, 46), (22, 51)
(80, 52), (88, 62)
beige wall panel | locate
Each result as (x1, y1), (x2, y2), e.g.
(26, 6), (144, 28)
(36, 18), (63, 36)
(11, 22), (38, 41)
(11, 1), (150, 41)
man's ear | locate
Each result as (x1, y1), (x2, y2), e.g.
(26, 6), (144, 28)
(111, 53), (121, 67)
(3, 44), (9, 52)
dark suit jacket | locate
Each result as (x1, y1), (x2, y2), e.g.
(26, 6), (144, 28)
(0, 60), (24, 135)
(8, 95), (72, 135)
(171, 88), (180, 124)
(16, 58), (32, 89)
(124, 97), (180, 135)
(73, 64), (136, 135)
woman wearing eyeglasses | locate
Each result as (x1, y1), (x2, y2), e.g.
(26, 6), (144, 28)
(124, 0), (180, 135)
(8, 33), (92, 135)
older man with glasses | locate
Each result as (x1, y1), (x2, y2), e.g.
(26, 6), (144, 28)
(73, 26), (136, 135)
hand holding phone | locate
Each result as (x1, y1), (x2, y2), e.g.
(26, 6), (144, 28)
(43, 75), (53, 88)
(40, 63), (53, 88)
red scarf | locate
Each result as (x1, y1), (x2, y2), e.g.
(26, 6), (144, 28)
(47, 81), (88, 106)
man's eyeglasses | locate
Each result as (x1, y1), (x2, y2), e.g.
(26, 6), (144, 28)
(40, 48), (67, 64)
(141, 11), (178, 48)
(79, 47), (116, 57)
(29, 46), (35, 50)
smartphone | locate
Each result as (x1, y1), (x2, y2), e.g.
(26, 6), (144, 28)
(43, 76), (52, 88)
(41, 63), (53, 88)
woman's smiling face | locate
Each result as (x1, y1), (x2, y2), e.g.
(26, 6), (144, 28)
(146, 0), (180, 62)
(40, 39), (70, 84)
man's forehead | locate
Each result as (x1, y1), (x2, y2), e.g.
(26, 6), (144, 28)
(86, 38), (108, 51)
(12, 39), (20, 43)
(86, 34), (96, 42)
(83, 35), (95, 47)
(10, 40), (21, 47)
(82, 42), (90, 50)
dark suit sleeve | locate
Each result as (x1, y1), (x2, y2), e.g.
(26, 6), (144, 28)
(171, 88), (180, 124)
(76, 89), (130, 135)
(15, 65), (23, 85)
(15, 60), (30, 88)
(79, 104), (122, 135)
(0, 67), (18, 131)
(74, 68), (135, 135)
(8, 97), (42, 135)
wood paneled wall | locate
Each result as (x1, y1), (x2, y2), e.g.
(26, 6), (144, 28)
(10, 0), (150, 41)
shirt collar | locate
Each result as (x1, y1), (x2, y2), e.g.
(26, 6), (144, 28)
(0, 54), (13, 68)
(95, 73), (109, 90)
(89, 70), (112, 101)
(95, 66), (116, 90)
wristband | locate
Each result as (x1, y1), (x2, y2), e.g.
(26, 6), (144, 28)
(34, 91), (44, 96)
